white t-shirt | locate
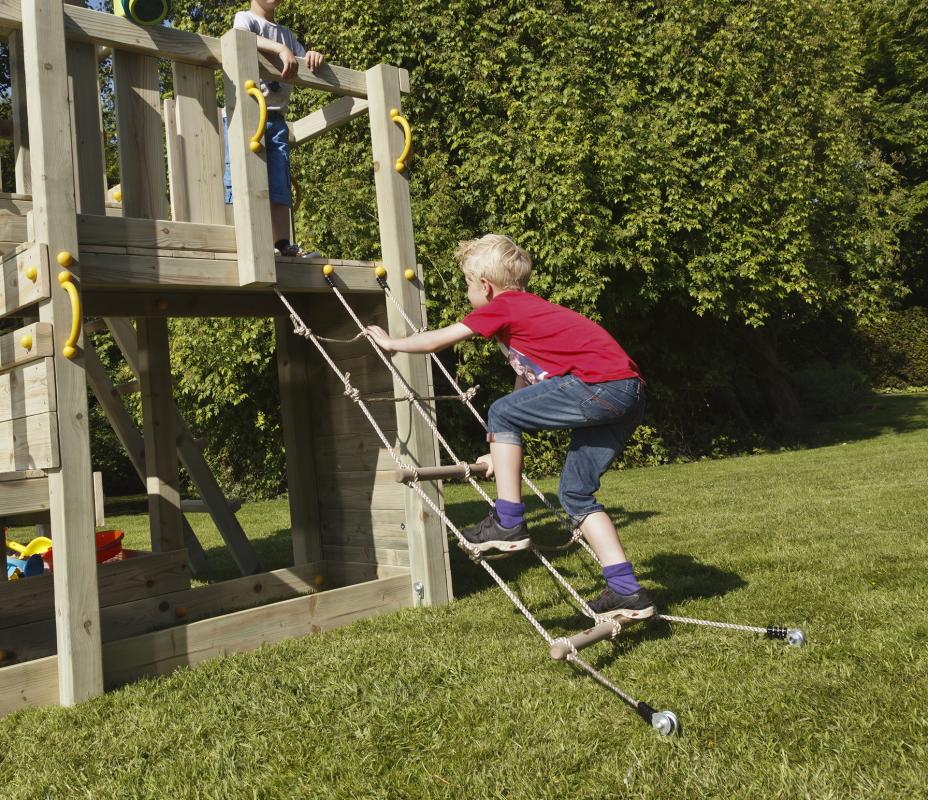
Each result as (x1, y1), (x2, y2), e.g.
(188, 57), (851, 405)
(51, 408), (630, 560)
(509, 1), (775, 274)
(233, 10), (306, 112)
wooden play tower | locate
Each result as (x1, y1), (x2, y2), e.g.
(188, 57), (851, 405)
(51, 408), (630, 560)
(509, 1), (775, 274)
(0, 0), (450, 714)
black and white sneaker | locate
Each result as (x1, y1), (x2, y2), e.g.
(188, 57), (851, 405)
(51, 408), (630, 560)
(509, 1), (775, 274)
(588, 587), (656, 621)
(460, 512), (531, 554)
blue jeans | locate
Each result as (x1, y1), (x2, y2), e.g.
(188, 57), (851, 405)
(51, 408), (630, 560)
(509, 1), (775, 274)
(487, 375), (645, 521)
(223, 111), (292, 207)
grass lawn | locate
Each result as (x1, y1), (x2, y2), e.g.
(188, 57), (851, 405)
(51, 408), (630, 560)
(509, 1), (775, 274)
(2, 393), (927, 798)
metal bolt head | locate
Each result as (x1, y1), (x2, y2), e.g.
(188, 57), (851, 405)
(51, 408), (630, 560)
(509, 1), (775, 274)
(787, 628), (807, 647)
(413, 581), (424, 600)
(651, 710), (679, 736)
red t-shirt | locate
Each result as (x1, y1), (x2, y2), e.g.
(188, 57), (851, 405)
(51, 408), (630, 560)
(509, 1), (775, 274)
(461, 291), (641, 384)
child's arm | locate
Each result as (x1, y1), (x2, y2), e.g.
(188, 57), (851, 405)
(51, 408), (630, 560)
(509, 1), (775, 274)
(365, 323), (474, 354)
(253, 36), (300, 78)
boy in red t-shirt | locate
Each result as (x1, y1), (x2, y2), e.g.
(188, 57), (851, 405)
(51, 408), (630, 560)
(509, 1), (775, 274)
(366, 234), (654, 619)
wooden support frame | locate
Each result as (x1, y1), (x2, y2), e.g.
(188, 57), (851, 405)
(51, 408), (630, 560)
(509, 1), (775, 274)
(20, 0), (103, 705)
(83, 344), (210, 576)
(0, 569), (411, 717)
(105, 318), (262, 576)
(366, 64), (451, 607)
(291, 96), (369, 146)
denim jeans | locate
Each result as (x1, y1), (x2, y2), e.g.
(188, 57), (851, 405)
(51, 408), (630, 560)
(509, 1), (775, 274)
(223, 111), (292, 207)
(487, 375), (645, 521)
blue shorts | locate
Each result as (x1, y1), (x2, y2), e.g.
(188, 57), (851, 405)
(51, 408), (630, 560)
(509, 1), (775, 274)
(223, 111), (292, 207)
(486, 375), (646, 521)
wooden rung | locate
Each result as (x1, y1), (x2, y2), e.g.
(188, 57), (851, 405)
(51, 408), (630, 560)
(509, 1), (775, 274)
(393, 462), (489, 483)
(549, 621), (623, 660)
(1, 243), (49, 318)
(114, 379), (140, 396)
(0, 323), (54, 373)
(180, 497), (242, 514)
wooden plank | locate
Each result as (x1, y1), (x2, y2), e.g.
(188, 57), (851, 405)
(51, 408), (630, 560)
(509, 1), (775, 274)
(163, 97), (182, 222)
(366, 64), (450, 605)
(0, 411), (60, 471)
(315, 432), (400, 473)
(3, 561), (331, 663)
(321, 544), (410, 568)
(105, 318), (261, 576)
(77, 215), (237, 253)
(93, 470), (104, 527)
(8, 31), (30, 195)
(0, 243), (50, 317)
(0, 549), (191, 629)
(0, 572), (411, 716)
(291, 96), (369, 146)
(83, 344), (209, 577)
(0, 357), (56, 423)
(171, 63), (225, 225)
(0, 322), (54, 372)
(0, 472), (48, 517)
(66, 15), (107, 216)
(275, 317), (322, 565)
(0, 209), (27, 243)
(315, 470), (407, 511)
(322, 559), (409, 586)
(221, 28), (275, 287)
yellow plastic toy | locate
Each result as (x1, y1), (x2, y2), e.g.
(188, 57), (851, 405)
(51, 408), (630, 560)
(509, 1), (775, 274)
(6, 536), (53, 558)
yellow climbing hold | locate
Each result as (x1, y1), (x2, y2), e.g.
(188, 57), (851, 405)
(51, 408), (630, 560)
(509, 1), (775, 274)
(24, 265), (37, 282)
(20, 333), (33, 351)
(404, 268), (416, 281)
(323, 264), (335, 277)
(57, 251), (73, 267)
(375, 265), (387, 279)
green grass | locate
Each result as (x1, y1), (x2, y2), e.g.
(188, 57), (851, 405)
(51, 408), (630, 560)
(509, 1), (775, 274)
(3, 393), (928, 799)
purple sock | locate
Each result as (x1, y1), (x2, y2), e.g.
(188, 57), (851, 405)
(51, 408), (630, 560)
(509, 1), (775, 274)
(495, 499), (525, 528)
(603, 562), (642, 595)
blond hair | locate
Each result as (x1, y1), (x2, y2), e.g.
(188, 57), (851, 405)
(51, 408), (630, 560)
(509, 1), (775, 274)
(454, 234), (532, 290)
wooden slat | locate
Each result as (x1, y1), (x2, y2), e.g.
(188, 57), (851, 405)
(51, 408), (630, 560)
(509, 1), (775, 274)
(0, 243), (50, 317)
(0, 357), (56, 423)
(77, 215), (237, 252)
(291, 96), (369, 146)
(0, 549), (191, 629)
(221, 28), (275, 287)
(0, 411), (59, 471)
(0, 208), (27, 243)
(2, 561), (328, 663)
(163, 97), (182, 222)
(321, 544), (410, 568)
(0, 322), (54, 372)
(0, 572), (411, 716)
(171, 62), (225, 225)
(8, 32), (31, 194)
(366, 64), (450, 605)
(315, 470), (407, 511)
(0, 471), (48, 517)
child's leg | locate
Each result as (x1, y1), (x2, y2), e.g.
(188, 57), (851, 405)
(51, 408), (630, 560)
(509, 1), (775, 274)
(579, 511), (628, 565)
(489, 441), (523, 503)
(271, 203), (291, 246)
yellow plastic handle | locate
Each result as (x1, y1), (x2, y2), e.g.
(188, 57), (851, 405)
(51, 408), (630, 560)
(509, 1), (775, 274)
(244, 79), (268, 153)
(58, 270), (81, 359)
(390, 108), (412, 172)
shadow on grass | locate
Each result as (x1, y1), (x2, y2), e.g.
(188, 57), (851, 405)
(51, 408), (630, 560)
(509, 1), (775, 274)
(199, 527), (295, 584)
(806, 392), (928, 448)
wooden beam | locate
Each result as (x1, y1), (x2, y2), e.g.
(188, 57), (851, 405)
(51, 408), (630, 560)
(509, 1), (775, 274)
(83, 344), (209, 577)
(221, 28), (275, 287)
(0, 357), (56, 423)
(291, 96), (369, 146)
(0, 571), (411, 716)
(21, 0), (103, 704)
(367, 63), (449, 606)
(0, 549), (191, 629)
(275, 317), (322, 565)
(0, 471), (48, 517)
(77, 215), (237, 252)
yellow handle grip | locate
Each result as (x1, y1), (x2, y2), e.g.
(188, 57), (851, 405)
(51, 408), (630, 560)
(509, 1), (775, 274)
(244, 80), (268, 153)
(390, 108), (412, 172)
(58, 270), (81, 359)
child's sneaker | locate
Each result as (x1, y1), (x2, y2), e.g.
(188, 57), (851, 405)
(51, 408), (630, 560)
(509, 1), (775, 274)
(588, 587), (656, 621)
(460, 512), (531, 554)
(275, 243), (322, 259)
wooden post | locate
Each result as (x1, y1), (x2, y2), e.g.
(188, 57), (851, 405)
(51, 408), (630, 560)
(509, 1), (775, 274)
(21, 0), (103, 704)
(366, 64), (451, 606)
(221, 28), (275, 286)
(113, 50), (184, 553)
(275, 318), (322, 564)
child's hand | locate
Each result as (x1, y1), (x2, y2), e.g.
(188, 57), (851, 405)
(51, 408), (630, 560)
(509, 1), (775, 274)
(365, 325), (394, 354)
(305, 50), (325, 72)
(278, 45), (298, 79)
(476, 453), (494, 478)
